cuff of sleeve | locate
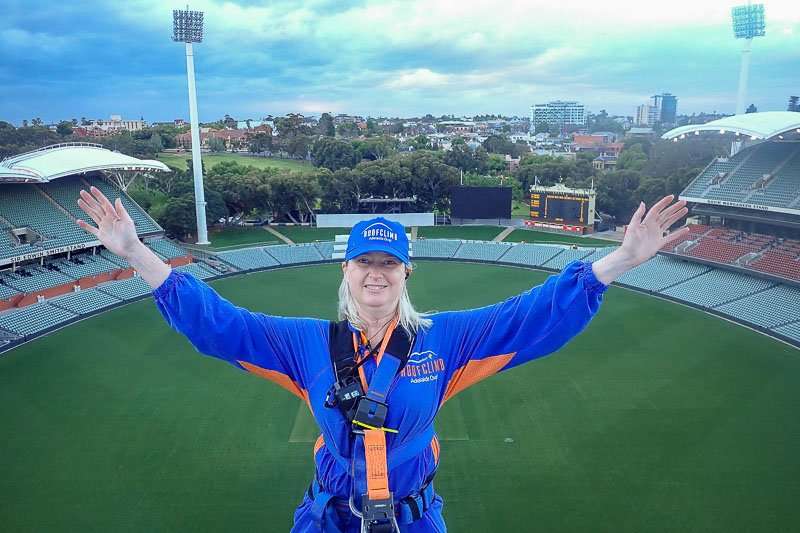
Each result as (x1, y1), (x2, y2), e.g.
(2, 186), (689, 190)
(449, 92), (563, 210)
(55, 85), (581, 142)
(152, 269), (184, 300)
(581, 261), (609, 295)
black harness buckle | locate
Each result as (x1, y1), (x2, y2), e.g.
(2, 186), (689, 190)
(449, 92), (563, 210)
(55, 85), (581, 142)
(352, 396), (388, 431)
(355, 494), (399, 533)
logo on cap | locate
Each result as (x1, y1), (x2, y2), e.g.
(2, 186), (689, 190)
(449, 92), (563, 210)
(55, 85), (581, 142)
(362, 222), (397, 243)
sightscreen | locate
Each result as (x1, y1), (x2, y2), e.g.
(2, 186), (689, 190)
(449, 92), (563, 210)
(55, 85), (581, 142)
(451, 187), (511, 219)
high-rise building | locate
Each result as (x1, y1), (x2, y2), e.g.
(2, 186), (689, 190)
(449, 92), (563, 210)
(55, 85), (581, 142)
(531, 101), (586, 130)
(636, 104), (659, 126)
(656, 93), (678, 124)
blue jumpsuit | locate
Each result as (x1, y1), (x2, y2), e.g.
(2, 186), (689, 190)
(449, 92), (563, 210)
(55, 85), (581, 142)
(152, 260), (608, 532)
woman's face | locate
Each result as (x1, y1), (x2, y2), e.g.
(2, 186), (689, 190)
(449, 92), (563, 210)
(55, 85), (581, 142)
(343, 251), (407, 314)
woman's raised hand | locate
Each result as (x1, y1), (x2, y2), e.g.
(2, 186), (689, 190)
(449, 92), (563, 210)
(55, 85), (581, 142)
(618, 195), (690, 268)
(76, 186), (141, 260)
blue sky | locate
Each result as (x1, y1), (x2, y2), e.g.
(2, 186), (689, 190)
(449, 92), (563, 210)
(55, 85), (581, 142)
(0, 0), (798, 124)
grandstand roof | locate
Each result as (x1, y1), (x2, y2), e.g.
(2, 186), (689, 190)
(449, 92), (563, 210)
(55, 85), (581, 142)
(0, 143), (170, 183)
(662, 112), (800, 141)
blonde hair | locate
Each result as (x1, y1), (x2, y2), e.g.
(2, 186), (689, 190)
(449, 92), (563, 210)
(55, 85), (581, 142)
(337, 262), (432, 336)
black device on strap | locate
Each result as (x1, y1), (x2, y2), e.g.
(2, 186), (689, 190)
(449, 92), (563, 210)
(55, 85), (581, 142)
(323, 320), (414, 423)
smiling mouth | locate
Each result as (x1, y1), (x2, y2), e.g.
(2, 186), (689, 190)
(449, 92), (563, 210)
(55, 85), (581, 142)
(364, 284), (388, 290)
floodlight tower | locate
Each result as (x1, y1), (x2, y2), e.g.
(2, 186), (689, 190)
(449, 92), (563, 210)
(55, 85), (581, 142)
(732, 3), (766, 115)
(173, 6), (209, 244)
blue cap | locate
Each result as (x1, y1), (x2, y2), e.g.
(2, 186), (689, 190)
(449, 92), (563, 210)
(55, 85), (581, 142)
(345, 217), (410, 264)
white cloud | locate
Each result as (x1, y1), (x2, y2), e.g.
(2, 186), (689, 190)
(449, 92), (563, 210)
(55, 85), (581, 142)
(383, 69), (451, 90)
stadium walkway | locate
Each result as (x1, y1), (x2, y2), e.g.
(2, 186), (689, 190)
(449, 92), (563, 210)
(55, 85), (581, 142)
(265, 226), (294, 244)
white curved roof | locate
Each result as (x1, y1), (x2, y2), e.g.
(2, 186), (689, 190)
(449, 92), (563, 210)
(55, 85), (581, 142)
(0, 143), (170, 183)
(662, 112), (800, 141)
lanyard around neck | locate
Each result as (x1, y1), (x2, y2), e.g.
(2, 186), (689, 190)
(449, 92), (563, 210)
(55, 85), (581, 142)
(351, 318), (397, 392)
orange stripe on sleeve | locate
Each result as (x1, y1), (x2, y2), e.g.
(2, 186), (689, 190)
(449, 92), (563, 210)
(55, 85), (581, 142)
(431, 435), (440, 465)
(314, 434), (325, 456)
(237, 360), (309, 405)
(441, 352), (515, 404)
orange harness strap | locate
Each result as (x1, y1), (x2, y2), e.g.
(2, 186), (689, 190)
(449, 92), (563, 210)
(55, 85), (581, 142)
(363, 429), (391, 501)
(351, 320), (397, 503)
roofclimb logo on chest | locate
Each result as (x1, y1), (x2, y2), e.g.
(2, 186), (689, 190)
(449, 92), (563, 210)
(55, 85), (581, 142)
(363, 222), (397, 242)
(400, 350), (445, 384)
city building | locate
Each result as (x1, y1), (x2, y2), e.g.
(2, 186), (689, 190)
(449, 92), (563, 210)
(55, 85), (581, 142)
(657, 93), (678, 124)
(87, 115), (146, 133)
(593, 154), (618, 171)
(531, 101), (586, 131)
(636, 104), (660, 126)
(572, 133), (624, 156)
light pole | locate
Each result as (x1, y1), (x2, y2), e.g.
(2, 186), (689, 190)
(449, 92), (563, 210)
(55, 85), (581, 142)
(732, 3), (766, 115)
(173, 7), (210, 244)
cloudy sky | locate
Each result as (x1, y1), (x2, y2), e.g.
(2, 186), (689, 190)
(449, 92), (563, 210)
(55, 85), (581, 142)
(0, 0), (797, 124)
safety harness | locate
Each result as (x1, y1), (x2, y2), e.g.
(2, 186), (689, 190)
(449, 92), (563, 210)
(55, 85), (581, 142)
(308, 319), (437, 532)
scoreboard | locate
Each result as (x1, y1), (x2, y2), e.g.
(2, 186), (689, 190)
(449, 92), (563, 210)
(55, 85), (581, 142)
(529, 184), (596, 229)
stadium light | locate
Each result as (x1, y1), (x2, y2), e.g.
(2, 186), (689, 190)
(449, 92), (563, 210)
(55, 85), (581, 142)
(732, 3), (766, 116)
(173, 6), (209, 245)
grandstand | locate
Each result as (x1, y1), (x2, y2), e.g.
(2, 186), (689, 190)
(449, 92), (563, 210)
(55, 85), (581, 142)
(0, 136), (799, 352)
(660, 112), (800, 283)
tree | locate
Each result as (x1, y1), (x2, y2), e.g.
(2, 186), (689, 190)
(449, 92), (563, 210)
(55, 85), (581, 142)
(157, 194), (197, 239)
(208, 137), (226, 152)
(148, 133), (164, 153)
(318, 113), (335, 137)
(410, 135), (429, 151)
(746, 104), (758, 114)
(336, 122), (360, 138)
(312, 137), (357, 171)
(223, 114), (237, 128)
(594, 170), (641, 222)
(444, 137), (476, 172)
(366, 118), (380, 136)
(534, 122), (550, 134)
(56, 121), (73, 137)
(617, 144), (648, 172)
(482, 135), (515, 155)
(249, 131), (273, 153)
(353, 136), (398, 161)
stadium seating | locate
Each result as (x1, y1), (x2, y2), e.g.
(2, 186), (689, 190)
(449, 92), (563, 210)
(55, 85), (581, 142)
(99, 249), (130, 268)
(410, 239), (461, 259)
(174, 262), (217, 280)
(582, 246), (618, 262)
(96, 276), (152, 300)
(215, 247), (280, 270)
(747, 147), (800, 207)
(85, 176), (161, 234)
(50, 253), (120, 279)
(0, 302), (75, 337)
(50, 288), (122, 315)
(0, 184), (90, 254)
(749, 251), (800, 281)
(661, 269), (775, 308)
(265, 244), (324, 264)
(314, 242), (334, 260)
(3, 266), (76, 293)
(146, 238), (188, 259)
(542, 248), (595, 270)
(716, 284), (800, 329)
(454, 241), (514, 262)
(705, 143), (786, 202)
(683, 159), (737, 197)
(685, 237), (758, 264)
(38, 175), (89, 221)
(774, 321), (800, 343)
(498, 243), (564, 267)
(616, 255), (711, 292)
(0, 282), (20, 300)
